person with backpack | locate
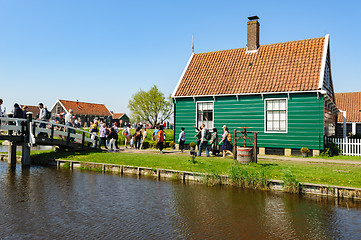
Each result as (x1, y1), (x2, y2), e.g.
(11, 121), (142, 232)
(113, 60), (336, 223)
(198, 123), (210, 157)
(157, 125), (165, 154)
(209, 127), (219, 155)
(134, 126), (143, 149)
(219, 125), (233, 158)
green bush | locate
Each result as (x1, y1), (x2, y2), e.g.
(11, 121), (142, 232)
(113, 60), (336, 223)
(169, 141), (176, 148)
(189, 142), (197, 148)
(321, 142), (342, 157)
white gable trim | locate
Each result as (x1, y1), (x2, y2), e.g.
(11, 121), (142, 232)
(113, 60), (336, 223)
(49, 98), (68, 114)
(318, 34), (330, 89)
(58, 100), (69, 114)
(49, 98), (59, 113)
(172, 53), (194, 98)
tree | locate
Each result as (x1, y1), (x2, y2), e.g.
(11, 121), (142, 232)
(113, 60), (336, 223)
(128, 85), (173, 127)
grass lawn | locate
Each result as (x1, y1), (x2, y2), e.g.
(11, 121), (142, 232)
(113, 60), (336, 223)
(31, 150), (361, 188)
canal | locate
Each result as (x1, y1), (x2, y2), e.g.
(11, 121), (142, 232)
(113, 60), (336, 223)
(1, 161), (361, 239)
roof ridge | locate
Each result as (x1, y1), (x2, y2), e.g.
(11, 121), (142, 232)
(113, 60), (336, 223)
(196, 36), (325, 55)
(59, 99), (106, 105)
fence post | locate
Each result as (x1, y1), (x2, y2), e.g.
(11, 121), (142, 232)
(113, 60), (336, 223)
(22, 113), (32, 166)
(81, 132), (85, 149)
(50, 125), (54, 142)
(254, 132), (258, 163)
(233, 129), (237, 161)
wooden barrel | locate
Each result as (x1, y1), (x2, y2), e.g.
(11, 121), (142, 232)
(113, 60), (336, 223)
(237, 147), (253, 164)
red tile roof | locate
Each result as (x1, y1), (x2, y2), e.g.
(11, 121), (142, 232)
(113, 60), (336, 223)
(174, 37), (325, 96)
(112, 113), (125, 119)
(335, 92), (361, 123)
(21, 105), (40, 116)
(59, 100), (111, 116)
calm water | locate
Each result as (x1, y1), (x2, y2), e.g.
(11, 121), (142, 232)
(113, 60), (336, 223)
(1, 161), (361, 239)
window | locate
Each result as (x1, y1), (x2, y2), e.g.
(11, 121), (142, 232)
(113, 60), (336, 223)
(197, 102), (213, 129)
(265, 99), (287, 132)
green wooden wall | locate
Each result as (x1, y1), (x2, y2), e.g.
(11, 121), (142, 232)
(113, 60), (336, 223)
(174, 93), (325, 150)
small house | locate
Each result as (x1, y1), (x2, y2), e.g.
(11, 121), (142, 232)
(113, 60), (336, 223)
(111, 113), (130, 127)
(172, 17), (338, 156)
(335, 92), (361, 136)
(50, 99), (112, 127)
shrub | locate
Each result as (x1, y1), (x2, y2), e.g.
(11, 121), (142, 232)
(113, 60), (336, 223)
(300, 147), (310, 154)
(189, 142), (197, 148)
(321, 142), (342, 157)
(169, 141), (176, 148)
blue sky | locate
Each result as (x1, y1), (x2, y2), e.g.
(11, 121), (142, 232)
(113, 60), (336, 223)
(1, 0), (360, 114)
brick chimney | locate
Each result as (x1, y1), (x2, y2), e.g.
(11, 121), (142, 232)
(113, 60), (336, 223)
(247, 16), (260, 51)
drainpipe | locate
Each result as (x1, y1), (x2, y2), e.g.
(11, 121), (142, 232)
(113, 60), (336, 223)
(339, 110), (347, 139)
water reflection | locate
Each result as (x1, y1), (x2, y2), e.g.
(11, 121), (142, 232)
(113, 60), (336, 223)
(1, 161), (361, 239)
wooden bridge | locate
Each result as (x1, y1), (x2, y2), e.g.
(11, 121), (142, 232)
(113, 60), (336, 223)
(0, 113), (99, 167)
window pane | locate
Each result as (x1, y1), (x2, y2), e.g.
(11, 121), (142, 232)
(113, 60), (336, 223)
(280, 112), (286, 120)
(280, 100), (286, 110)
(267, 121), (272, 130)
(273, 112), (279, 121)
(273, 101), (280, 110)
(267, 112), (273, 121)
(267, 101), (273, 110)
(273, 121), (280, 130)
(280, 121), (286, 130)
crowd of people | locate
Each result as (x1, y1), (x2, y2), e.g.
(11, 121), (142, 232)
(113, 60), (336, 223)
(178, 124), (233, 158)
(0, 98), (232, 157)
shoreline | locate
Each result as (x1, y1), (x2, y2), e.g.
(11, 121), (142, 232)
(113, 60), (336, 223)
(53, 158), (361, 200)
(2, 151), (361, 200)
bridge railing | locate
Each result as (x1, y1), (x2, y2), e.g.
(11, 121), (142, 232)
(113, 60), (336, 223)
(33, 120), (99, 147)
(0, 116), (100, 148)
(0, 117), (27, 135)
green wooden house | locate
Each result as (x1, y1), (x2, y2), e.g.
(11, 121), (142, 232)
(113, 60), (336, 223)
(172, 17), (338, 156)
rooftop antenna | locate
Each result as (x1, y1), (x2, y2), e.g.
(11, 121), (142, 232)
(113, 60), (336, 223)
(192, 35), (194, 53)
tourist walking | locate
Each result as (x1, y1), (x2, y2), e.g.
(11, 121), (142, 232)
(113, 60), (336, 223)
(219, 125), (233, 158)
(198, 124), (210, 157)
(178, 127), (185, 152)
(140, 127), (147, 149)
(99, 123), (108, 149)
(122, 124), (131, 148)
(90, 121), (98, 147)
(113, 122), (119, 149)
(209, 128), (219, 155)
(194, 126), (202, 152)
(107, 127), (117, 151)
(157, 126), (165, 154)
(22, 105), (28, 118)
(65, 109), (75, 142)
(153, 126), (159, 141)
(134, 126), (143, 149)
(38, 103), (47, 128)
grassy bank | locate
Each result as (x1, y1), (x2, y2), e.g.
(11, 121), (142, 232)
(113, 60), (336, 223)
(31, 150), (361, 188)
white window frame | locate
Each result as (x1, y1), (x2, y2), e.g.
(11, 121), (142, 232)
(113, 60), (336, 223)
(196, 101), (214, 130)
(264, 98), (288, 133)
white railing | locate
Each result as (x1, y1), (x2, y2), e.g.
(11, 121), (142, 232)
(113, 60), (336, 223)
(326, 137), (361, 156)
(1, 117), (99, 147)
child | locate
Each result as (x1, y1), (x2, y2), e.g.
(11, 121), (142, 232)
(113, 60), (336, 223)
(130, 136), (135, 149)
